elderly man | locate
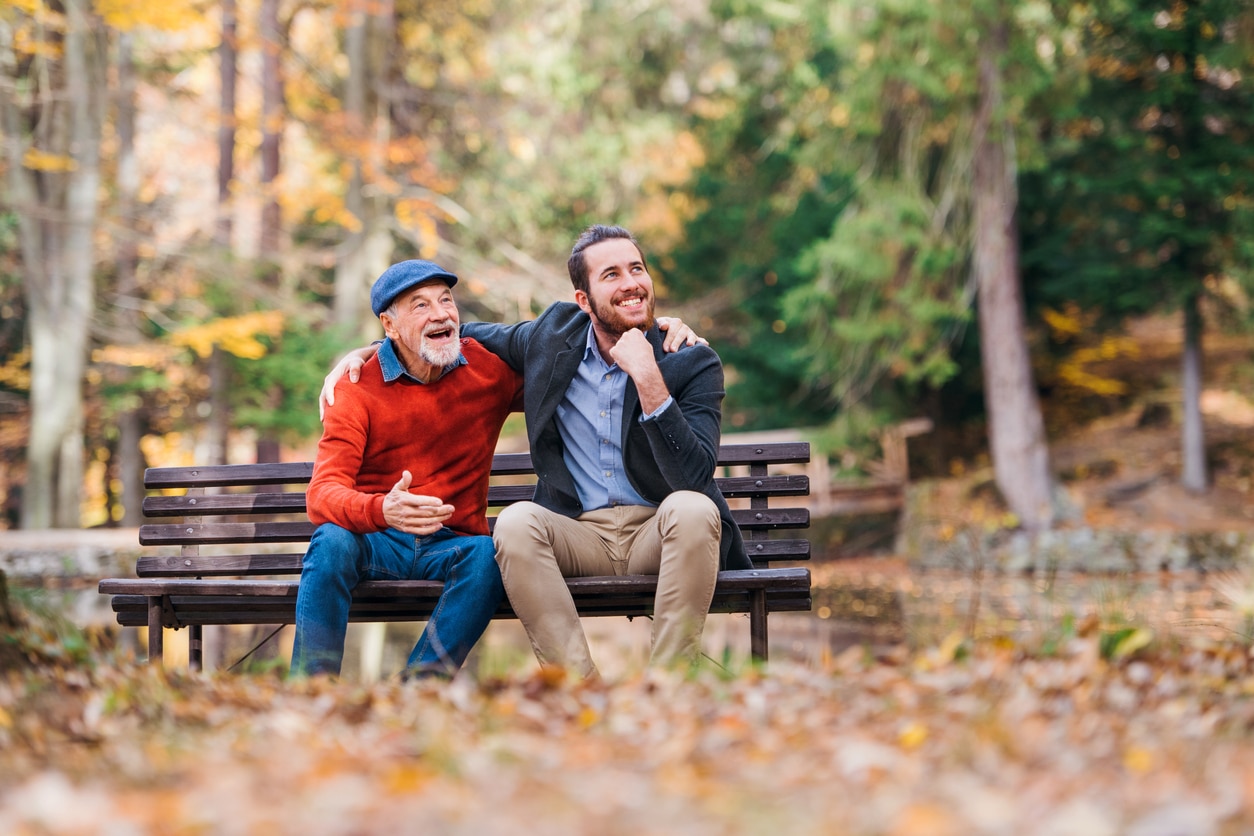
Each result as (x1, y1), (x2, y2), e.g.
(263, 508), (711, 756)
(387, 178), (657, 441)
(291, 259), (521, 679)
(325, 226), (744, 679)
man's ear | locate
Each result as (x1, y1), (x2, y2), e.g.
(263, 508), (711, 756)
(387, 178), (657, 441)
(379, 313), (398, 341)
(574, 289), (591, 315)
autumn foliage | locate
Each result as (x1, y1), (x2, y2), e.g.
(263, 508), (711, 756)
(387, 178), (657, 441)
(5, 572), (1254, 834)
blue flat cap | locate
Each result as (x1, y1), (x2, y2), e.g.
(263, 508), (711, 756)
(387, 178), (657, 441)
(370, 260), (459, 316)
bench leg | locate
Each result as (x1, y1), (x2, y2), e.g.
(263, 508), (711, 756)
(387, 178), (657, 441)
(749, 589), (768, 662)
(189, 625), (203, 672)
(146, 596), (164, 666)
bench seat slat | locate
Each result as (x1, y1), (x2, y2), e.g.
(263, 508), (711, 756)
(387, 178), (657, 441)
(107, 569), (813, 627)
(112, 595), (814, 627)
(112, 590), (813, 615)
(134, 536), (811, 578)
(102, 567), (811, 598)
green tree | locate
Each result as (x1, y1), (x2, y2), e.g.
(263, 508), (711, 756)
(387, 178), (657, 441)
(1021, 0), (1254, 493)
(663, 3), (853, 433)
(668, 0), (1068, 528)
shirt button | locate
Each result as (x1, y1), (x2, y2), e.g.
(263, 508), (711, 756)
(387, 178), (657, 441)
(604, 471), (611, 477)
(600, 411), (606, 417)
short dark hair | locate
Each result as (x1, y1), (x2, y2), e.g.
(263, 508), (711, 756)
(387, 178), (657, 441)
(566, 224), (645, 294)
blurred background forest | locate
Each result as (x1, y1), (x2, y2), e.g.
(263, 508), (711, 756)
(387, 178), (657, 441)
(2, 0), (1253, 534)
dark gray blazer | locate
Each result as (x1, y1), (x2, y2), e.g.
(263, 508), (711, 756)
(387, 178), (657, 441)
(462, 302), (750, 571)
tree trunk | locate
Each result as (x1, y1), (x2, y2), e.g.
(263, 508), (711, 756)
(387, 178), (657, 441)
(334, 5), (394, 336)
(3, 0), (105, 529)
(972, 25), (1054, 532)
(254, 0), (286, 465)
(335, 14), (372, 332)
(259, 0), (283, 263)
(54, 2), (103, 528)
(205, 348), (230, 467)
(115, 32), (146, 528)
(217, 0), (239, 248)
(1180, 291), (1207, 492)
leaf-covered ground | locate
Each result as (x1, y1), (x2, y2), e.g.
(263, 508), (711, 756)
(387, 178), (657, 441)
(5, 590), (1254, 836)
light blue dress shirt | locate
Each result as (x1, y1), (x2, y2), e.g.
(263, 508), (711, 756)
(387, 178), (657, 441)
(554, 326), (673, 511)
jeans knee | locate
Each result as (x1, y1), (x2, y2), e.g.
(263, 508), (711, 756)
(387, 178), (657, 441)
(303, 524), (361, 581)
(463, 535), (498, 571)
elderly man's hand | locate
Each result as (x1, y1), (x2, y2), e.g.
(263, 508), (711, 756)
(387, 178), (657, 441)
(656, 316), (709, 353)
(382, 470), (454, 536)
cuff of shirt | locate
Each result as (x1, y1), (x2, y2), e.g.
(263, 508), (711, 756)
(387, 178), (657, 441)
(640, 396), (674, 422)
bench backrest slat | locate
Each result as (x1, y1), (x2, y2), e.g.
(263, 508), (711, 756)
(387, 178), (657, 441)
(139, 507), (810, 547)
(144, 461), (314, 489)
(138, 441), (812, 574)
(141, 474), (811, 518)
(141, 443), (814, 491)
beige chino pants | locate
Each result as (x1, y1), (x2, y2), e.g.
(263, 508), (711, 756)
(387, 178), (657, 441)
(492, 491), (721, 678)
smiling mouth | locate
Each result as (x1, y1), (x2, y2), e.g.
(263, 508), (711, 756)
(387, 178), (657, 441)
(617, 297), (645, 309)
(424, 325), (456, 342)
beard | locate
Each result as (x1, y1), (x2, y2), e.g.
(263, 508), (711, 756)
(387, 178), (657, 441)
(419, 320), (463, 368)
(588, 290), (656, 339)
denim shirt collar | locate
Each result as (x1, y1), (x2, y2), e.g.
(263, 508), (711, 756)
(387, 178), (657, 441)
(377, 337), (467, 384)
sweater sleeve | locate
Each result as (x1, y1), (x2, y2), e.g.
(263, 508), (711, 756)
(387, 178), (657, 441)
(306, 380), (388, 532)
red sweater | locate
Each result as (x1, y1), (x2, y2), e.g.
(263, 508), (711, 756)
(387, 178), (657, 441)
(307, 339), (522, 536)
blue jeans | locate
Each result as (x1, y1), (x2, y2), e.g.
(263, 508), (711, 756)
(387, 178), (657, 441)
(291, 525), (504, 678)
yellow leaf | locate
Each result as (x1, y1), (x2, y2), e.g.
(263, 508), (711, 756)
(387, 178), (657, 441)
(1109, 627), (1153, 660)
(938, 631), (965, 662)
(93, 344), (173, 368)
(1041, 305), (1083, 337)
(170, 312), (285, 360)
(0, 347), (31, 390)
(22, 148), (77, 173)
(0, 705), (11, 728)
(383, 764), (432, 794)
(14, 26), (64, 60)
(898, 721), (928, 750)
(95, 0), (206, 32)
(1123, 746), (1153, 773)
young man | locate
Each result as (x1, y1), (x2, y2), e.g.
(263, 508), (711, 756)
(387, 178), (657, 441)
(291, 259), (521, 679)
(322, 227), (735, 678)
(461, 225), (748, 677)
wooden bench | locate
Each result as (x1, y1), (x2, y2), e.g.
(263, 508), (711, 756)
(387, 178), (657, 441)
(99, 442), (814, 671)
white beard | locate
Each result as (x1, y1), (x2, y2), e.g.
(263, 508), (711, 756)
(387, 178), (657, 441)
(420, 322), (462, 368)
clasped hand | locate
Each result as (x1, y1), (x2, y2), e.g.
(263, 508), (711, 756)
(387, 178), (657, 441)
(382, 470), (453, 536)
